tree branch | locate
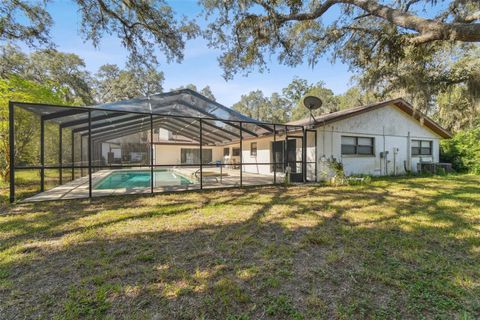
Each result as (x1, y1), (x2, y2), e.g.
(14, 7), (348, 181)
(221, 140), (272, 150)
(403, 0), (420, 13)
(275, 0), (338, 22)
(268, 0), (480, 43)
(343, 0), (480, 43)
(462, 11), (480, 23)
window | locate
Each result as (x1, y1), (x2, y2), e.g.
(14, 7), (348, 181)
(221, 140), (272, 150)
(223, 147), (230, 156)
(412, 140), (432, 156)
(250, 142), (257, 156)
(232, 147), (240, 156)
(180, 149), (212, 164)
(341, 136), (374, 155)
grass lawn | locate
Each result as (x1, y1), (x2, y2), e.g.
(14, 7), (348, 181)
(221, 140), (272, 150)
(0, 175), (479, 319)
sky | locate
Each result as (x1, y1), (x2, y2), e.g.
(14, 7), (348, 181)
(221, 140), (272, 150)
(34, 0), (354, 106)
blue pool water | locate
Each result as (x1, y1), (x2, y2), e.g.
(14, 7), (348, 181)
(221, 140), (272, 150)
(94, 170), (192, 190)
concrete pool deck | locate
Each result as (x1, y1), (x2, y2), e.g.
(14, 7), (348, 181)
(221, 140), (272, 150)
(22, 167), (284, 202)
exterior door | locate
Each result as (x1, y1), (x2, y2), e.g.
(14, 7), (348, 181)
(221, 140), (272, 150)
(286, 136), (303, 182)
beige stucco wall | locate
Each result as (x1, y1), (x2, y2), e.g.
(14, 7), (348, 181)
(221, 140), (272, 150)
(236, 134), (313, 176)
(152, 134), (316, 179)
(153, 144), (223, 166)
(241, 136), (274, 175)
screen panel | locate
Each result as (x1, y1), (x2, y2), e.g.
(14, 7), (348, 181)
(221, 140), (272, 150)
(238, 122), (277, 185)
(198, 119), (241, 189)
(241, 164), (275, 186)
(44, 168), (60, 191)
(13, 107), (41, 167)
(9, 100), (309, 202)
(153, 115), (201, 166)
(14, 169), (41, 201)
(202, 163), (240, 189)
(92, 166), (152, 197)
(89, 110), (151, 167)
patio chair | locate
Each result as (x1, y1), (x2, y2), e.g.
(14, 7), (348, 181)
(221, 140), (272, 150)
(193, 167), (229, 183)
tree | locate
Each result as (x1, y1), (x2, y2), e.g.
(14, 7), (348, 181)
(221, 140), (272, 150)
(200, 0), (480, 132)
(0, 45), (94, 105)
(232, 90), (289, 123)
(0, 0), (52, 46)
(175, 84), (198, 91)
(173, 84), (217, 101)
(269, 92), (289, 123)
(0, 45), (29, 77)
(199, 85), (216, 101)
(355, 43), (480, 126)
(232, 78), (377, 123)
(1, 0), (198, 66)
(5, 0), (480, 74)
(0, 75), (70, 181)
(28, 49), (94, 105)
(336, 87), (376, 110)
(202, 0), (480, 77)
(290, 83), (339, 121)
(94, 64), (164, 103)
(232, 90), (269, 121)
(282, 78), (313, 104)
(435, 84), (480, 132)
(441, 126), (480, 174)
(279, 78), (341, 121)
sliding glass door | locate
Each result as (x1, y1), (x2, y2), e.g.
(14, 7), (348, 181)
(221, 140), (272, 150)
(180, 148), (213, 164)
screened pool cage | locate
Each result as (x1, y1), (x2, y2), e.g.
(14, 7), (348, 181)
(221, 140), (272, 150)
(9, 89), (317, 202)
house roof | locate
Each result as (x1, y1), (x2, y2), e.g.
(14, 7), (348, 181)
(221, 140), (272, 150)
(287, 98), (452, 138)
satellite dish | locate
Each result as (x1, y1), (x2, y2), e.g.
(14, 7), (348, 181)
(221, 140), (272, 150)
(302, 96), (322, 126)
(303, 96), (323, 111)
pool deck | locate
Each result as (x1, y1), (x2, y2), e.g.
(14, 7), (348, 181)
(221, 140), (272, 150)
(22, 168), (283, 202)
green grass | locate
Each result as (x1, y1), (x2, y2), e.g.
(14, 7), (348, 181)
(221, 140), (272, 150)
(0, 169), (77, 205)
(1, 174), (479, 319)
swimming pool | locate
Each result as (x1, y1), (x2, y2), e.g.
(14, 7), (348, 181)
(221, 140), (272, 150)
(94, 170), (193, 190)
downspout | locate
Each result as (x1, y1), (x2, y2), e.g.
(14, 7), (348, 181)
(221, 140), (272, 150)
(322, 120), (326, 157)
(406, 131), (411, 173)
(320, 120), (327, 181)
(330, 126), (333, 158)
(383, 126), (386, 176)
(393, 148), (396, 176)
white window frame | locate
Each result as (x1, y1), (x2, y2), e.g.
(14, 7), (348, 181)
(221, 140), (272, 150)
(411, 140), (432, 156)
(341, 136), (375, 156)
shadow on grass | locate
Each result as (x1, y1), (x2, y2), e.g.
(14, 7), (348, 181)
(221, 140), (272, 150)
(0, 175), (479, 319)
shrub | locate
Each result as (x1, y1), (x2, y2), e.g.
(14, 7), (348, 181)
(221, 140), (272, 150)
(440, 126), (480, 174)
(317, 157), (346, 185)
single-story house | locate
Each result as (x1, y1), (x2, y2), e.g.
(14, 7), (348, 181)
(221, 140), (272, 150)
(10, 90), (451, 202)
(121, 97), (451, 178)
(289, 98), (452, 176)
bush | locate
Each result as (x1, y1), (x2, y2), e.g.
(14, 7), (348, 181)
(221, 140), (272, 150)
(321, 157), (348, 186)
(440, 126), (480, 174)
